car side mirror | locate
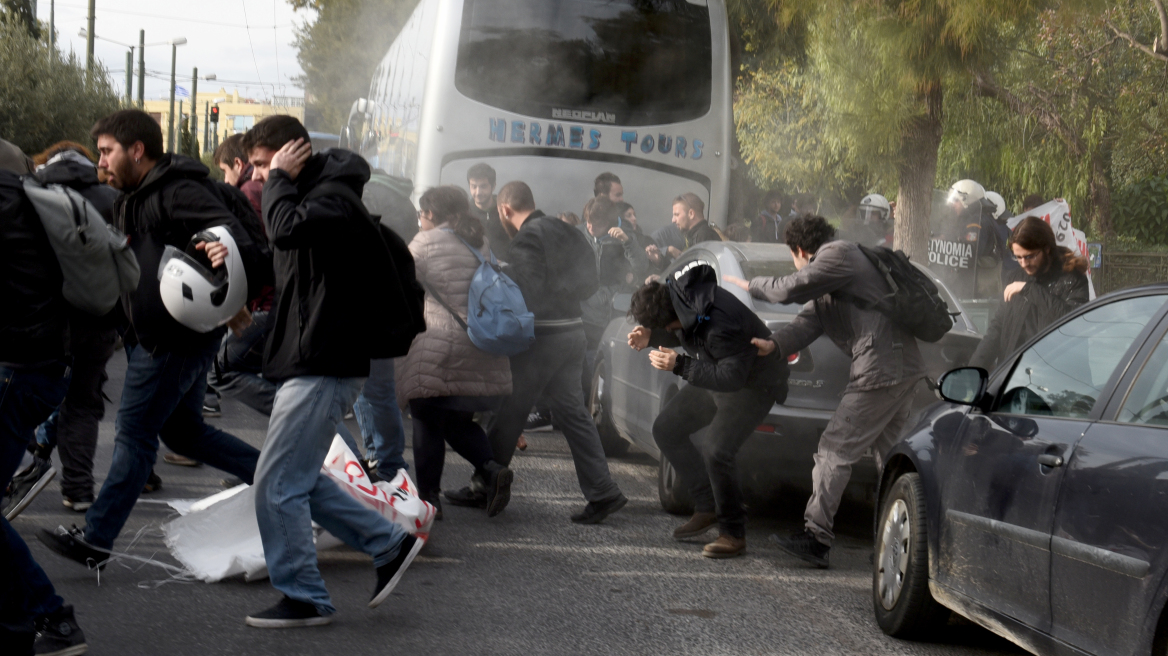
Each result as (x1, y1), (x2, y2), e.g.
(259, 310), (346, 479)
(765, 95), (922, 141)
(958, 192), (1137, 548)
(938, 367), (988, 407)
(612, 293), (631, 314)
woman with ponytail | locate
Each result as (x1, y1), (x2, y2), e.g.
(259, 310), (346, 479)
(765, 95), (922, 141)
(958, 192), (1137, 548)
(395, 186), (514, 518)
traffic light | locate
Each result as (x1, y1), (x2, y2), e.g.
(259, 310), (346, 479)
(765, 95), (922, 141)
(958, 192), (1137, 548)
(210, 105), (220, 124)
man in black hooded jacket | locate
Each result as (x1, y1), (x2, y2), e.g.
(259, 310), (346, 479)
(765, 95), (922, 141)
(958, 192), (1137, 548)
(241, 115), (423, 628)
(628, 263), (788, 558)
(38, 110), (264, 566)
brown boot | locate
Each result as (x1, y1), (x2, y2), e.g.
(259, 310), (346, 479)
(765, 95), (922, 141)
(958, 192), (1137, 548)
(673, 512), (718, 540)
(702, 534), (746, 558)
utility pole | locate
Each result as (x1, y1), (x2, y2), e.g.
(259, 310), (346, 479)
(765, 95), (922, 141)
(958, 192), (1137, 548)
(191, 67), (198, 156)
(137, 30), (145, 108)
(85, 0), (95, 82)
(168, 42), (177, 153)
(125, 50), (132, 105)
(50, 0), (55, 52)
(203, 101), (210, 150)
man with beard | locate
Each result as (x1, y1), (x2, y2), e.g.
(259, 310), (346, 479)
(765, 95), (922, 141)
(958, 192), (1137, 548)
(447, 182), (628, 523)
(467, 162), (511, 261)
(38, 109), (264, 568)
(969, 216), (1090, 370)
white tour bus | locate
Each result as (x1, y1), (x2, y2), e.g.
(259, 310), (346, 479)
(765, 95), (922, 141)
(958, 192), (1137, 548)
(343, 0), (733, 235)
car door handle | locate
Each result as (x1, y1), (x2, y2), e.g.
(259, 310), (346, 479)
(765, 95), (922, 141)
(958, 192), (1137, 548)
(1037, 454), (1064, 468)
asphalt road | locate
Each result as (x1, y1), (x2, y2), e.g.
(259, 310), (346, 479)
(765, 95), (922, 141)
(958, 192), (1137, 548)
(12, 351), (1027, 656)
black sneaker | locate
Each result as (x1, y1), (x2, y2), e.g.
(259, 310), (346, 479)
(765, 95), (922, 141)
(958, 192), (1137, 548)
(570, 493), (628, 524)
(62, 495), (94, 513)
(483, 462), (513, 518)
(370, 534), (425, 608)
(142, 470), (162, 493)
(245, 596), (331, 629)
(3, 456), (56, 520)
(524, 410), (553, 432)
(34, 604), (88, 655)
(202, 392), (222, 418)
(771, 529), (831, 569)
(443, 486), (486, 508)
(36, 526), (108, 571)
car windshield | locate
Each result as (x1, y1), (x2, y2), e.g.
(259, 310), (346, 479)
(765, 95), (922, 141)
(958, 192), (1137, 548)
(739, 259), (801, 314)
(454, 0), (712, 126)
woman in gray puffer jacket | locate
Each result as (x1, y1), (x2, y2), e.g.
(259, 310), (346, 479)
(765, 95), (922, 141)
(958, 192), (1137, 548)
(397, 186), (513, 518)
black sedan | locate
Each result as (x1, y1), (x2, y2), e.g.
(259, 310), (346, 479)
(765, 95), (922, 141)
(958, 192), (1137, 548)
(874, 284), (1168, 656)
(590, 241), (981, 513)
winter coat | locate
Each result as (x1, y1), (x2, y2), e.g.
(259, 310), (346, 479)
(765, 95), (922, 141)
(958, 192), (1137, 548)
(0, 170), (67, 364)
(753, 210), (784, 244)
(504, 211), (599, 331)
(395, 229), (512, 404)
(970, 247), (1091, 370)
(469, 196), (512, 262)
(578, 223), (650, 330)
(648, 263), (788, 400)
(748, 239), (926, 393)
(363, 169), (418, 244)
(683, 220), (722, 249)
(262, 148), (415, 381)
(113, 154), (266, 354)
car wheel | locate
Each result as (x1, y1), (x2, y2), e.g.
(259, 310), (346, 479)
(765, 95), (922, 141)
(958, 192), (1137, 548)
(658, 455), (693, 515)
(873, 473), (948, 638)
(589, 357), (630, 458)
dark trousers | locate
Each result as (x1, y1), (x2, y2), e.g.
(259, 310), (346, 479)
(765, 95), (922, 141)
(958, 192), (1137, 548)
(652, 384), (775, 539)
(489, 328), (621, 503)
(409, 397), (497, 497)
(84, 340), (260, 549)
(209, 309), (275, 416)
(36, 323), (118, 500)
(1, 361), (70, 641)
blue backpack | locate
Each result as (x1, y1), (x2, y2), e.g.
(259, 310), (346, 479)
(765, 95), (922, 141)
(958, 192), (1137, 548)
(424, 232), (535, 356)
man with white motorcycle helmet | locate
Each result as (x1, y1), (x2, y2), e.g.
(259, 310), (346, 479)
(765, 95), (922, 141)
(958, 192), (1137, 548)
(37, 110), (266, 568)
(947, 179), (1005, 298)
(856, 193), (892, 247)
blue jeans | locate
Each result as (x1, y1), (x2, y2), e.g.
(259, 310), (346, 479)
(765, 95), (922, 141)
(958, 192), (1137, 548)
(353, 358), (407, 473)
(84, 341), (261, 549)
(1, 362), (69, 637)
(254, 376), (407, 615)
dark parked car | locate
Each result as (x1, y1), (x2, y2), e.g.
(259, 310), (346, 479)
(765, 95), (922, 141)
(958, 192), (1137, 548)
(590, 241), (981, 513)
(873, 284), (1168, 656)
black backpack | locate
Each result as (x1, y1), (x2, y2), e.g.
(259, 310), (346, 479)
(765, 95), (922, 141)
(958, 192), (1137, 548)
(856, 245), (954, 343)
(305, 181), (426, 358)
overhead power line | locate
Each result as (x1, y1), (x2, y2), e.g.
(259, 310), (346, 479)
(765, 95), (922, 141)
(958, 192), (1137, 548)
(54, 2), (292, 30)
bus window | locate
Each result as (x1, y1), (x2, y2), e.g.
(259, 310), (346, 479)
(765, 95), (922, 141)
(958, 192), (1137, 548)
(454, 0), (712, 127)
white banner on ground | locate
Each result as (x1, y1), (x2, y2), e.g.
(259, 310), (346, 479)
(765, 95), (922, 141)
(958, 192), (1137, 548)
(1006, 199), (1096, 300)
(163, 435), (435, 583)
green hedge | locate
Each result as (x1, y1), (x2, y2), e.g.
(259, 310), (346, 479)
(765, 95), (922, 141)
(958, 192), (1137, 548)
(1113, 176), (1168, 246)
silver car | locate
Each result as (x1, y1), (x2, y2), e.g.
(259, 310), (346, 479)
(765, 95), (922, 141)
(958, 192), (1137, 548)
(589, 241), (981, 513)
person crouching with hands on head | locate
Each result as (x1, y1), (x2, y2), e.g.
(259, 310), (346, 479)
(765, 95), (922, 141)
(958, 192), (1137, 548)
(627, 262), (788, 558)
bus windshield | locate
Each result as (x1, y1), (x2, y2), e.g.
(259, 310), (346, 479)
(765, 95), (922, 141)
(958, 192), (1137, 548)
(455, 0), (712, 127)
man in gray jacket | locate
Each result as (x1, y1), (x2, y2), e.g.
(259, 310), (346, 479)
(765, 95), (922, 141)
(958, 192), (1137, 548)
(726, 215), (925, 568)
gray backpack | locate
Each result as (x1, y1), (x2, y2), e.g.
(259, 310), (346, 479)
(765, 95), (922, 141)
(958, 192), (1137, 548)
(22, 177), (140, 316)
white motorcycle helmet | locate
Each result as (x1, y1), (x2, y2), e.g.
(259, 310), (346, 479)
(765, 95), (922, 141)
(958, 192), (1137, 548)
(158, 226), (248, 333)
(947, 179), (986, 208)
(984, 191), (1007, 220)
(858, 193), (891, 224)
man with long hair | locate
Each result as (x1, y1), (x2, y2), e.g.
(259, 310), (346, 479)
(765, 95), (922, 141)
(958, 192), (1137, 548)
(969, 216), (1090, 370)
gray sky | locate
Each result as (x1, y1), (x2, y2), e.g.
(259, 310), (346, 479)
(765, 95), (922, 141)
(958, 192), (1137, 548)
(37, 0), (315, 102)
